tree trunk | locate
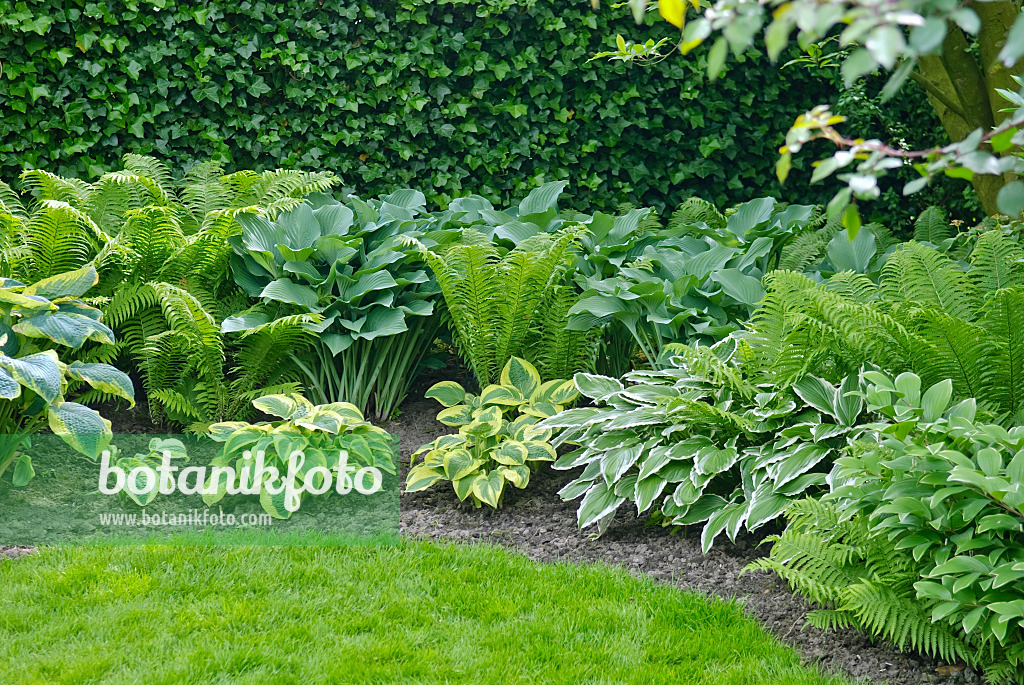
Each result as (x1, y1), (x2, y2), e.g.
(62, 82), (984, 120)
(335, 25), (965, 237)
(914, 5), (1022, 215)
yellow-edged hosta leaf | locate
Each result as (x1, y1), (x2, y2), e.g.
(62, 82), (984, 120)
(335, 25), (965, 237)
(532, 379), (579, 405)
(253, 393), (314, 420)
(0, 289), (56, 311)
(461, 406), (503, 438)
(492, 440), (529, 466)
(0, 350), (62, 403)
(424, 380), (467, 407)
(259, 484), (294, 519)
(471, 470), (504, 508)
(523, 440), (557, 462)
(479, 383), (525, 407)
(318, 401), (365, 422)
(207, 421), (250, 441)
(452, 474), (476, 501)
(442, 448), (479, 480)
(14, 311), (115, 348)
(0, 367), (21, 399)
(437, 404), (474, 426)
(23, 265), (99, 299)
(659, 0), (686, 28)
(521, 401), (561, 418)
(498, 464), (531, 489)
(66, 361), (134, 405)
(47, 400), (112, 460)
(406, 464), (445, 492)
(500, 357), (541, 398)
(294, 408), (344, 434)
(222, 424), (269, 457)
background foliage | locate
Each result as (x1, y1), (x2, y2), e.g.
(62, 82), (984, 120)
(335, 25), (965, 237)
(0, 0), (968, 220)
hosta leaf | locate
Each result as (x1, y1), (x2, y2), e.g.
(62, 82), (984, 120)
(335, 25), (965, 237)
(11, 454), (34, 487)
(443, 448), (479, 480)
(0, 289), (55, 311)
(672, 479), (702, 507)
(47, 401), (112, 460)
(532, 379), (579, 405)
(0, 367), (21, 399)
(674, 493), (728, 525)
(260, 278), (320, 309)
(701, 502), (746, 552)
(578, 481), (625, 528)
(638, 446), (672, 479)
(425, 381), (467, 407)
(498, 464), (531, 488)
(500, 357), (541, 398)
(793, 375), (837, 418)
(14, 311), (115, 348)
(601, 443), (643, 484)
(22, 264), (98, 298)
(492, 441), (529, 466)
(694, 445), (738, 475)
(635, 475), (668, 513)
(253, 394), (312, 420)
(522, 440), (556, 462)
(259, 484), (295, 520)
(472, 470), (504, 508)
(406, 464), (445, 492)
(66, 362), (134, 405)
(573, 373), (624, 401)
(0, 350), (61, 403)
(521, 401), (561, 418)
(744, 487), (790, 530)
(767, 443), (830, 488)
(559, 477), (594, 501)
(452, 474), (476, 501)
(479, 384), (525, 406)
(437, 404), (474, 426)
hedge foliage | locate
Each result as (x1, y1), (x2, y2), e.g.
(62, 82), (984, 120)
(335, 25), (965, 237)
(0, 0), (968, 217)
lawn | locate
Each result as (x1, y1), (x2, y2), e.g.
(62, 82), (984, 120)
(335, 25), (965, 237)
(0, 541), (849, 685)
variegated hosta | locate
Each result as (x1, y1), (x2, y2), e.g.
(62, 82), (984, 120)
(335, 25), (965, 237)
(406, 357), (578, 508)
(107, 438), (189, 507)
(0, 266), (134, 487)
(538, 345), (863, 551)
(204, 393), (397, 519)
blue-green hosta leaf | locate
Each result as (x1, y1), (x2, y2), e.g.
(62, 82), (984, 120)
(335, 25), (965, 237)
(321, 332), (355, 355)
(578, 480), (625, 528)
(353, 307), (408, 341)
(282, 259), (323, 283)
(0, 350), (61, 403)
(709, 268), (765, 306)
(573, 373), (624, 402)
(47, 401), (112, 459)
(492, 441), (529, 466)
(276, 203), (321, 249)
(66, 362), (134, 405)
(406, 464), (446, 492)
(425, 381), (467, 407)
(55, 299), (104, 321)
(827, 228), (876, 273)
(0, 366), (19, 399)
(725, 197), (776, 239)
(260, 278), (320, 309)
(336, 270), (399, 303)
(471, 470), (505, 508)
(0, 324), (17, 356)
(314, 203), (355, 236)
(517, 180), (568, 217)
(252, 393), (314, 420)
(221, 312), (270, 333)
(500, 357), (541, 398)
(14, 311), (115, 348)
(22, 264), (98, 299)
(11, 453), (34, 487)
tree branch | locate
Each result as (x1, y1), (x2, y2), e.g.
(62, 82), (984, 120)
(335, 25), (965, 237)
(908, 71), (967, 122)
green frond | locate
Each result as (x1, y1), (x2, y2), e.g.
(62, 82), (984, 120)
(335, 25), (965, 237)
(978, 287), (1024, 419)
(526, 283), (597, 379)
(881, 242), (977, 321)
(0, 180), (27, 220)
(18, 200), (108, 282)
(121, 154), (176, 199)
(668, 197), (726, 230)
(912, 206), (952, 244)
(20, 169), (89, 204)
(968, 230), (1024, 293)
(777, 230), (828, 273)
(823, 271), (879, 304)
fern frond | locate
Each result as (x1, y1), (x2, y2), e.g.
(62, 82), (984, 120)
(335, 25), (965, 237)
(668, 197), (726, 230)
(968, 230), (1024, 293)
(912, 206), (952, 244)
(881, 242), (977, 321)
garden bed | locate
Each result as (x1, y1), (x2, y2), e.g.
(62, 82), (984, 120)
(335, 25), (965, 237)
(0, 380), (973, 685)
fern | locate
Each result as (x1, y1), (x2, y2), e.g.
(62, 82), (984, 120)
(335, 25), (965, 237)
(668, 197), (726, 230)
(978, 287), (1024, 419)
(881, 242), (977, 321)
(526, 283), (597, 379)
(913, 206), (952, 244)
(968, 229), (1024, 293)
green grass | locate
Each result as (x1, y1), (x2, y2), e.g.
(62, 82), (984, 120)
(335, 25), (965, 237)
(0, 541), (850, 685)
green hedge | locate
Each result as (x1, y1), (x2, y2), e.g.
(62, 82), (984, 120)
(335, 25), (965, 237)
(0, 0), (959, 215)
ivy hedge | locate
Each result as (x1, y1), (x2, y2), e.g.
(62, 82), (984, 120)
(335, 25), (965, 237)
(0, 0), (966, 216)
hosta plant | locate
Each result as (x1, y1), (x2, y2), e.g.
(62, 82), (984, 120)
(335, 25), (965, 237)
(407, 357), (578, 508)
(823, 371), (1024, 682)
(106, 438), (189, 507)
(0, 266), (134, 486)
(204, 393), (397, 519)
(539, 342), (863, 549)
(226, 190), (441, 419)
